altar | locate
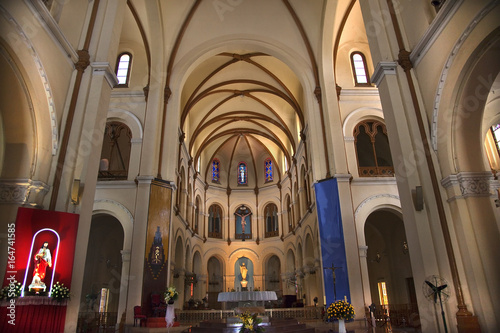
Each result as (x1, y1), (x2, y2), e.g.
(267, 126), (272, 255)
(217, 291), (277, 303)
(217, 291), (277, 312)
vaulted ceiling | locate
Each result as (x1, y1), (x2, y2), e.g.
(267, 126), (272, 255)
(121, 0), (364, 187)
(182, 51), (303, 185)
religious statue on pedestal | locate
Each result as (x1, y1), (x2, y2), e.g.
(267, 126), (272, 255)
(240, 262), (248, 289)
(29, 242), (52, 293)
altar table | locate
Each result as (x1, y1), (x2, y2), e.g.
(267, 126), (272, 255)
(217, 291), (277, 302)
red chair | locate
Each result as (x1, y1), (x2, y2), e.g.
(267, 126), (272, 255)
(151, 293), (167, 317)
(134, 306), (147, 327)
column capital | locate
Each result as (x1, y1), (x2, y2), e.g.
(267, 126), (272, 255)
(371, 61), (398, 86)
(91, 62), (119, 88)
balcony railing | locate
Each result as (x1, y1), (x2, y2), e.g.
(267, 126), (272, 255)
(265, 230), (279, 238)
(176, 307), (323, 324)
(358, 166), (394, 177)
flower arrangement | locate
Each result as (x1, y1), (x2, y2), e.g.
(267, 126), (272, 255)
(51, 282), (70, 301)
(238, 312), (264, 333)
(164, 286), (178, 303)
(0, 280), (22, 300)
(327, 300), (355, 321)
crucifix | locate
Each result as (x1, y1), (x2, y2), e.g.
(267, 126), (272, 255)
(324, 262), (342, 301)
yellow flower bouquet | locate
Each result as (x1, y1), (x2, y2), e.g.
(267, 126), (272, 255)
(327, 300), (355, 321)
(238, 312), (264, 333)
(164, 286), (179, 304)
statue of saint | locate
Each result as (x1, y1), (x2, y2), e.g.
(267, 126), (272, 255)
(240, 262), (248, 281)
(29, 242), (52, 293)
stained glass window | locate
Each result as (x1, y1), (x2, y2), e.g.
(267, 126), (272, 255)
(351, 52), (371, 86)
(238, 162), (247, 185)
(212, 158), (220, 183)
(265, 158), (273, 182)
(116, 53), (132, 87)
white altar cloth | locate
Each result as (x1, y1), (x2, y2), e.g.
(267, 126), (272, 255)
(217, 291), (277, 302)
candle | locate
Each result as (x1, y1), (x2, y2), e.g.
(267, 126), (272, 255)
(344, 296), (347, 302)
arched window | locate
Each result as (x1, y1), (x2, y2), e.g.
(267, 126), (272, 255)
(485, 124), (500, 175)
(98, 121), (132, 180)
(491, 124), (500, 155)
(264, 203), (279, 238)
(194, 196), (201, 234)
(238, 162), (247, 185)
(354, 120), (394, 177)
(208, 204), (222, 239)
(350, 52), (371, 87)
(265, 158), (273, 182)
(212, 158), (220, 183)
(115, 52), (132, 87)
(286, 195), (292, 233)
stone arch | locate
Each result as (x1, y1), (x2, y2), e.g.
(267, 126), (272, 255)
(354, 194), (401, 248)
(342, 107), (384, 138)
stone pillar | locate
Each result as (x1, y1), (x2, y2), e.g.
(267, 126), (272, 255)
(124, 176), (152, 324)
(117, 250), (130, 322)
(358, 245), (371, 307)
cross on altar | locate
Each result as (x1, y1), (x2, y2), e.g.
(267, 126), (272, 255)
(324, 262), (342, 301)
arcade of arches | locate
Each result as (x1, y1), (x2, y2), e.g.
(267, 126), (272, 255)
(0, 1), (499, 332)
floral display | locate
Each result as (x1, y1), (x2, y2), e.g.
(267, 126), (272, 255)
(326, 300), (355, 321)
(238, 312), (264, 333)
(164, 286), (179, 303)
(51, 282), (70, 301)
(0, 280), (22, 300)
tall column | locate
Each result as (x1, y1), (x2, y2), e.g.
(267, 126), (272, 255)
(64, 1), (127, 330)
(124, 176), (152, 324)
(359, 1), (464, 331)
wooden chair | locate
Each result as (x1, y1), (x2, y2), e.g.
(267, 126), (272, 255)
(133, 306), (147, 327)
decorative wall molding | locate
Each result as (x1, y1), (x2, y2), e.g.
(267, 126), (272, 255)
(441, 172), (494, 201)
(94, 198), (134, 225)
(96, 180), (137, 189)
(334, 173), (352, 182)
(370, 62), (398, 86)
(410, 0), (464, 67)
(351, 178), (398, 186)
(431, 0), (499, 151)
(0, 5), (58, 155)
(91, 62), (119, 88)
(354, 194), (400, 220)
(136, 175), (155, 185)
(0, 179), (50, 207)
(25, 0), (79, 62)
(110, 90), (147, 98)
(340, 88), (379, 97)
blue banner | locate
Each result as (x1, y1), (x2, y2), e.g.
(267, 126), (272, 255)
(314, 178), (350, 306)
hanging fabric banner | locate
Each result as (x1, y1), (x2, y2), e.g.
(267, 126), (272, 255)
(314, 178), (350, 305)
